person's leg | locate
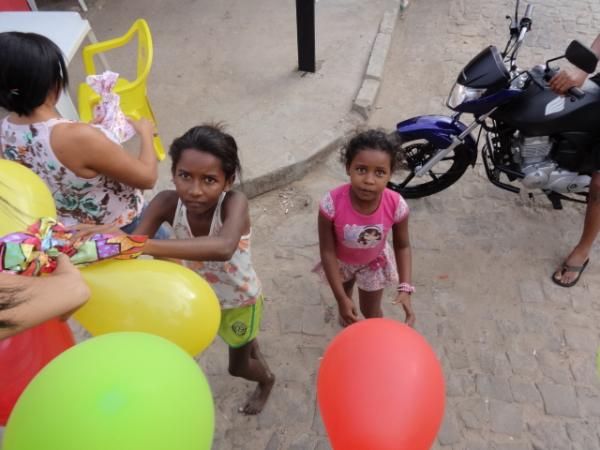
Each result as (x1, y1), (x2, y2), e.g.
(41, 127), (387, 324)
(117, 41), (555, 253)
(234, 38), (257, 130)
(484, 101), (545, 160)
(358, 288), (384, 318)
(228, 339), (275, 415)
(343, 278), (355, 298)
(554, 172), (600, 284)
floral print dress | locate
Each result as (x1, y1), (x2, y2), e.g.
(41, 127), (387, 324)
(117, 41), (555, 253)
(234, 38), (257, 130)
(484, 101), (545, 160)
(172, 192), (262, 310)
(0, 117), (143, 227)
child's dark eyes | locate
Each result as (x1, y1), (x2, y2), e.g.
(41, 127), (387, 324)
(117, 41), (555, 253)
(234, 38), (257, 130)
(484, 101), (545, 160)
(176, 171), (218, 184)
(354, 167), (387, 176)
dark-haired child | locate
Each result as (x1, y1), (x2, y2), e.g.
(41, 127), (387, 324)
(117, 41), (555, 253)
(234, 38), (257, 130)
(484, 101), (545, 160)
(0, 32), (158, 229)
(134, 125), (275, 415)
(314, 129), (416, 327)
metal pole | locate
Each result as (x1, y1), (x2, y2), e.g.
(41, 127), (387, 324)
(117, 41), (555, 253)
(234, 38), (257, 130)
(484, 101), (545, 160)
(296, 0), (315, 72)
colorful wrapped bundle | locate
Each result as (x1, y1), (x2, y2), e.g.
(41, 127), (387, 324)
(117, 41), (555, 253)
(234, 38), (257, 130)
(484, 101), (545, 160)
(0, 218), (146, 276)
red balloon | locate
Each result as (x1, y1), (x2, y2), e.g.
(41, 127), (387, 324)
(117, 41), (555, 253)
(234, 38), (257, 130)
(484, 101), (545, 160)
(0, 319), (75, 425)
(317, 318), (445, 450)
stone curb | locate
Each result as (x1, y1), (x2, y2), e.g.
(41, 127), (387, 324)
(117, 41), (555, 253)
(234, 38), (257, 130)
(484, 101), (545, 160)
(241, 0), (411, 199)
(239, 116), (360, 199)
(352, 0), (407, 119)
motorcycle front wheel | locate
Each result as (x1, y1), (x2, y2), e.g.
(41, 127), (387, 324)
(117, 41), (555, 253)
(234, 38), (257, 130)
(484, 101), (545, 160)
(387, 138), (472, 198)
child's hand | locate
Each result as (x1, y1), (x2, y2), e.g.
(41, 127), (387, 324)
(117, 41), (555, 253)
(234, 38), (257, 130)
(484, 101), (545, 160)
(67, 222), (123, 245)
(338, 297), (359, 327)
(393, 292), (416, 327)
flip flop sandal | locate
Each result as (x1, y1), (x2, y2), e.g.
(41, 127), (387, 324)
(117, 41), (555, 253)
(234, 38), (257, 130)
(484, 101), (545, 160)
(551, 258), (590, 288)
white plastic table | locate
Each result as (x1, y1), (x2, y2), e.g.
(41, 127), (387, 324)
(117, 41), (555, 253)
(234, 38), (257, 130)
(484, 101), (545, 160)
(0, 12), (107, 120)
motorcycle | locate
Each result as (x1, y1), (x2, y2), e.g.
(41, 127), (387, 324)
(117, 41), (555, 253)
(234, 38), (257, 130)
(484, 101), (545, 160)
(388, 1), (600, 209)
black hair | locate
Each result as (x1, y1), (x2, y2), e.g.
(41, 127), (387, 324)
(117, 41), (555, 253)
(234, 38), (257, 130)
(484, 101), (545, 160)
(0, 32), (69, 116)
(169, 124), (242, 181)
(340, 129), (404, 172)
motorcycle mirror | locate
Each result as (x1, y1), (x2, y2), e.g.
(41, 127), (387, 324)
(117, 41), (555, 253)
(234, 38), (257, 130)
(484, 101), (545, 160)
(515, 0), (520, 22)
(565, 40), (598, 74)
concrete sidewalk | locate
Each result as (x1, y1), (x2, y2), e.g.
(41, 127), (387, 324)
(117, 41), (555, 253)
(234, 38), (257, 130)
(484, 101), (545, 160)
(44, 0), (407, 197)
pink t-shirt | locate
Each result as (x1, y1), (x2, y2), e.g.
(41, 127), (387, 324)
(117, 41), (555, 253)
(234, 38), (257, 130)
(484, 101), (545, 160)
(319, 184), (409, 265)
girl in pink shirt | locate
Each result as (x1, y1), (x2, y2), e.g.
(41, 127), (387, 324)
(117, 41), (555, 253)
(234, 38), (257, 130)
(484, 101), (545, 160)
(315, 129), (415, 327)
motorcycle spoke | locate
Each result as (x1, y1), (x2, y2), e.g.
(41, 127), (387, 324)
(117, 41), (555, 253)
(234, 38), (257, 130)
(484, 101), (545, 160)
(398, 171), (416, 188)
(389, 138), (471, 198)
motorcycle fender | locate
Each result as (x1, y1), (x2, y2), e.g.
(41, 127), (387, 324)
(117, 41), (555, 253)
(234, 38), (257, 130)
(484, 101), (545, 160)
(396, 115), (478, 165)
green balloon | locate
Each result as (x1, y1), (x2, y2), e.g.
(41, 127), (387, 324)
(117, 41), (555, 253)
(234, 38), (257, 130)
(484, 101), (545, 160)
(4, 332), (214, 450)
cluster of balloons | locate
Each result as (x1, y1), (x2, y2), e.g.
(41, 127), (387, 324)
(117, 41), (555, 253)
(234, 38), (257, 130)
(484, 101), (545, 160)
(0, 160), (220, 448)
(2, 161), (448, 449)
(317, 319), (445, 450)
(0, 160), (222, 358)
(3, 332), (214, 450)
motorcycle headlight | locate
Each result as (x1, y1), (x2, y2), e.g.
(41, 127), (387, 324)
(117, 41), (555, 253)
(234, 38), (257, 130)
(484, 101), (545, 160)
(447, 83), (487, 109)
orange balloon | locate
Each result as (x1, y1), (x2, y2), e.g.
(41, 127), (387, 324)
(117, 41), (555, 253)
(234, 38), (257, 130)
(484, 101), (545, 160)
(317, 319), (445, 450)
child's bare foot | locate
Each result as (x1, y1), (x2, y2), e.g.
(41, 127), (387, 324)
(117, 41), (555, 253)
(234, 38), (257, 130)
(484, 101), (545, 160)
(239, 374), (275, 415)
(239, 343), (275, 415)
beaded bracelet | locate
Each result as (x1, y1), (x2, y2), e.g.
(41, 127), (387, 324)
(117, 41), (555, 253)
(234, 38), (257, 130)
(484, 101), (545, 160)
(397, 283), (415, 294)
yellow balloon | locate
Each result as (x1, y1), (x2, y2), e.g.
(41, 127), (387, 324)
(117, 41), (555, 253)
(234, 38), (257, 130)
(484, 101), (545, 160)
(0, 160), (56, 235)
(74, 259), (221, 356)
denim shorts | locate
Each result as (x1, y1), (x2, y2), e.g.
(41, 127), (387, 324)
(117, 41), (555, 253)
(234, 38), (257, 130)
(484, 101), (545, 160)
(120, 209), (170, 240)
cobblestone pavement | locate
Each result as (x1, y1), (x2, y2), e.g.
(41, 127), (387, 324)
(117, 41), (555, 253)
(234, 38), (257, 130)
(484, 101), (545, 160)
(197, 0), (600, 448)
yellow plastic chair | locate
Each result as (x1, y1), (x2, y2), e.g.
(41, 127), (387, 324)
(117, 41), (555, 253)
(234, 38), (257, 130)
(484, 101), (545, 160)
(77, 19), (165, 160)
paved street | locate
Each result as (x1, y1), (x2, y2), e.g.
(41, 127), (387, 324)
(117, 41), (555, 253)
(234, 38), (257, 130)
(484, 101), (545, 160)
(368, 1), (600, 447)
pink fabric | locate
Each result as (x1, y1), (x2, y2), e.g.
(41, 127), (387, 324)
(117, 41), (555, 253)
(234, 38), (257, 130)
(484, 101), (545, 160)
(319, 184), (409, 265)
(86, 71), (135, 143)
(312, 242), (399, 291)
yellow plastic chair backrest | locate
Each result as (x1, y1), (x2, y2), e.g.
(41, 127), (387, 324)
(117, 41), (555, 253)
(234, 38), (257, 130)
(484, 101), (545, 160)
(81, 18), (153, 99)
(78, 18), (165, 159)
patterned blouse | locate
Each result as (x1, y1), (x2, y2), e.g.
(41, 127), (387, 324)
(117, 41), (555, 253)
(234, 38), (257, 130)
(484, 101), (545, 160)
(172, 192), (262, 309)
(0, 117), (143, 227)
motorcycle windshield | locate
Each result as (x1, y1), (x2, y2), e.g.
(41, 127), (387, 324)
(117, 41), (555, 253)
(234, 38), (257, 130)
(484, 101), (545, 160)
(457, 46), (510, 92)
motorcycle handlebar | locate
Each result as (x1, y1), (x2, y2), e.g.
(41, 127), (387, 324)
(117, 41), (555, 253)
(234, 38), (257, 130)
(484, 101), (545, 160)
(544, 69), (586, 99)
(569, 87), (585, 99)
(523, 4), (533, 20)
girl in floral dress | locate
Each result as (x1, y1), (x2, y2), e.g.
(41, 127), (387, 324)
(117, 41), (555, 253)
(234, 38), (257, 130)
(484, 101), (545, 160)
(134, 124), (275, 415)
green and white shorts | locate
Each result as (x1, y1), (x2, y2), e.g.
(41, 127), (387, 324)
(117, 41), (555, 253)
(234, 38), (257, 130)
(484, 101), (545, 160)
(219, 295), (264, 348)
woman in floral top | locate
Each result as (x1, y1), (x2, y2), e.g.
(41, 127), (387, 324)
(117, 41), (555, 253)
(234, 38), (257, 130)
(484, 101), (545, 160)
(0, 32), (158, 228)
